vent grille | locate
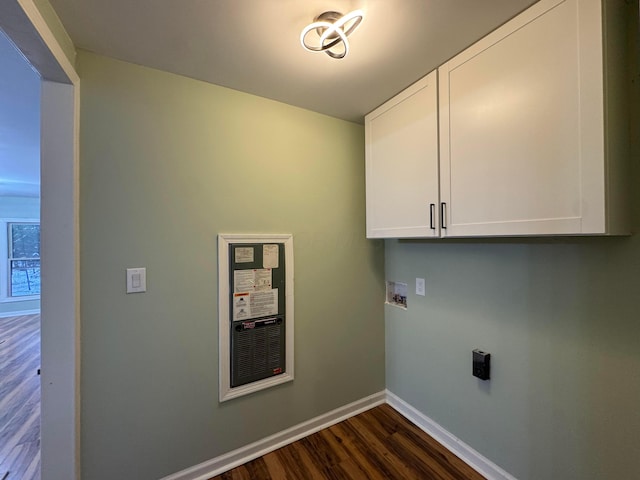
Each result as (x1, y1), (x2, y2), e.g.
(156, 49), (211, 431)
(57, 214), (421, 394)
(231, 317), (284, 387)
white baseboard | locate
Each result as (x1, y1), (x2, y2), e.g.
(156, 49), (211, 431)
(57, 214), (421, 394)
(161, 389), (516, 480)
(160, 391), (386, 480)
(385, 390), (517, 480)
(0, 308), (40, 318)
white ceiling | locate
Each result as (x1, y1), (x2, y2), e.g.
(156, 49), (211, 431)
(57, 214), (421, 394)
(47, 0), (538, 123)
(0, 29), (40, 198)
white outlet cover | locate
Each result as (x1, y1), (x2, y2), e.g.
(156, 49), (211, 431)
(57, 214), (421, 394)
(126, 267), (147, 293)
(416, 278), (425, 296)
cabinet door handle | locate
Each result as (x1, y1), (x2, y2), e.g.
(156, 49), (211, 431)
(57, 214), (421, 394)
(429, 203), (436, 230)
(441, 202), (447, 229)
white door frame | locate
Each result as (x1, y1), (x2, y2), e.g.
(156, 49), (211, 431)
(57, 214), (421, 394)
(0, 1), (80, 479)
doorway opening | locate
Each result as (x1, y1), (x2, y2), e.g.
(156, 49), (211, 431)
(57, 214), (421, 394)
(0, 27), (42, 480)
(0, 1), (79, 479)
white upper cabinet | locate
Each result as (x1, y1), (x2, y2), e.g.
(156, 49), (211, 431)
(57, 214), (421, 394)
(365, 0), (630, 238)
(438, 0), (629, 237)
(365, 70), (439, 238)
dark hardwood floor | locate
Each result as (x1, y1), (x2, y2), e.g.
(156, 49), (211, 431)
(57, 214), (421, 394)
(211, 403), (485, 480)
(0, 314), (41, 480)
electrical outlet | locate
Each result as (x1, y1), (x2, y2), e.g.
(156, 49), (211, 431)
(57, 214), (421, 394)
(416, 278), (425, 296)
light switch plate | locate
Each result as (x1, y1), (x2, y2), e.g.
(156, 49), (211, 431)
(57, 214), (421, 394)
(126, 267), (146, 293)
(416, 278), (425, 296)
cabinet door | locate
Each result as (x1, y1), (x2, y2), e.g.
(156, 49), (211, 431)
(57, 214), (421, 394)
(439, 0), (605, 236)
(365, 70), (439, 238)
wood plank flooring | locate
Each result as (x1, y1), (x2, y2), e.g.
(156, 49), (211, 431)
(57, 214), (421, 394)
(211, 403), (485, 480)
(0, 314), (41, 480)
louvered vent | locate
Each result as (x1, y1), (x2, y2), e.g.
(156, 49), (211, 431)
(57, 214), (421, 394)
(231, 317), (284, 387)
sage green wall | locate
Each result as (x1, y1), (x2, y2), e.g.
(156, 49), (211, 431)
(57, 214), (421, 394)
(385, 8), (640, 480)
(0, 196), (40, 314)
(77, 51), (385, 480)
(386, 234), (640, 479)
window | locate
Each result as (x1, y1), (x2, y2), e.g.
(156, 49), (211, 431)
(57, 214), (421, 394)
(8, 222), (40, 297)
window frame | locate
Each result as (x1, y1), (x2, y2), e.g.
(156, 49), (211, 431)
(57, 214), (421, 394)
(0, 218), (40, 302)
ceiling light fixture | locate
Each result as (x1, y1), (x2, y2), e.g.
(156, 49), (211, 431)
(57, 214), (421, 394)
(300, 10), (364, 59)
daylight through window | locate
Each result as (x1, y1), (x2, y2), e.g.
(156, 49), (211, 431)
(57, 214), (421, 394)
(8, 222), (41, 297)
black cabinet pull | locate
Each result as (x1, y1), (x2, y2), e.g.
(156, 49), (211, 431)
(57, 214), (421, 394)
(429, 203), (436, 229)
(441, 202), (447, 229)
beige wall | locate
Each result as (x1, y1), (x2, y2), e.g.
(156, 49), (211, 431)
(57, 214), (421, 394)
(77, 51), (385, 479)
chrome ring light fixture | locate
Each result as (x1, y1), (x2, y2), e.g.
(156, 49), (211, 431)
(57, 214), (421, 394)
(300, 10), (364, 59)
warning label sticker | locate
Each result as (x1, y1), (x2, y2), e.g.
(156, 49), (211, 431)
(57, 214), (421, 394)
(232, 289), (278, 321)
(249, 289), (278, 318)
(234, 269), (272, 292)
(234, 247), (254, 263)
(233, 292), (251, 321)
